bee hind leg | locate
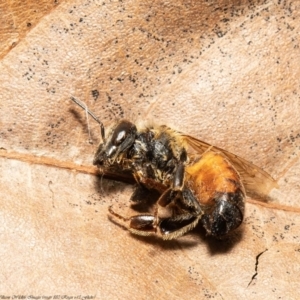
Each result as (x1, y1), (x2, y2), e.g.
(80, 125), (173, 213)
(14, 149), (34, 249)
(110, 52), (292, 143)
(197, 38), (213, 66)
(159, 215), (202, 240)
(108, 205), (159, 236)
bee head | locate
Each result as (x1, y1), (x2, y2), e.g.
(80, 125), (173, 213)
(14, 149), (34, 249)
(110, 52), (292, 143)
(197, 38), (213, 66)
(93, 120), (137, 166)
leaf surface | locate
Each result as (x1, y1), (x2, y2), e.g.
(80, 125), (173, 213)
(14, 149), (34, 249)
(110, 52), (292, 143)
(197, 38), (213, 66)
(1, 0), (300, 299)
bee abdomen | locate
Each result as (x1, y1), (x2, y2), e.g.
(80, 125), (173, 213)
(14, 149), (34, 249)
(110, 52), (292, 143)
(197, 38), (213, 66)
(201, 189), (245, 237)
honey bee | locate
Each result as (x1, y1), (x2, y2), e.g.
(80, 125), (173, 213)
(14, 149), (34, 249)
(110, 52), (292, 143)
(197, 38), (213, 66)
(71, 97), (278, 239)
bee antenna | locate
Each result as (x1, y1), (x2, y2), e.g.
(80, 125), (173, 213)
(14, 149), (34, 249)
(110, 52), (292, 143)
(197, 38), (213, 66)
(70, 96), (106, 142)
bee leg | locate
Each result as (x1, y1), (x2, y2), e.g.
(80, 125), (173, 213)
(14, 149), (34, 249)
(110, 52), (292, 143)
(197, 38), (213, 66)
(109, 205), (159, 236)
(109, 188), (203, 239)
(172, 162), (185, 190)
(159, 215), (201, 240)
(124, 161), (186, 236)
(130, 185), (160, 204)
(156, 162), (185, 209)
(156, 188), (203, 240)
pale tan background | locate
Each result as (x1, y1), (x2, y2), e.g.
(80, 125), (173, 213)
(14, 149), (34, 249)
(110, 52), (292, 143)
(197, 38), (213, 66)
(0, 0), (300, 299)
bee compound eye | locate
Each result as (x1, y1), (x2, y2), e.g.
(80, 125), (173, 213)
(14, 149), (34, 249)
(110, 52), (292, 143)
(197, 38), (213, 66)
(112, 120), (136, 146)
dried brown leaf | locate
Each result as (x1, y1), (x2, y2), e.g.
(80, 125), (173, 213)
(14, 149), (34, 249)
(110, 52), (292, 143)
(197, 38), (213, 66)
(1, 0), (300, 299)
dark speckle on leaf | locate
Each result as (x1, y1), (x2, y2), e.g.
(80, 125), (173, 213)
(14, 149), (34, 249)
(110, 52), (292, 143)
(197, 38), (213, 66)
(92, 90), (99, 100)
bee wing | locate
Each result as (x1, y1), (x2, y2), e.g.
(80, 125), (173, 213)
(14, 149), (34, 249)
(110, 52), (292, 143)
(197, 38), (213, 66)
(182, 134), (279, 200)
